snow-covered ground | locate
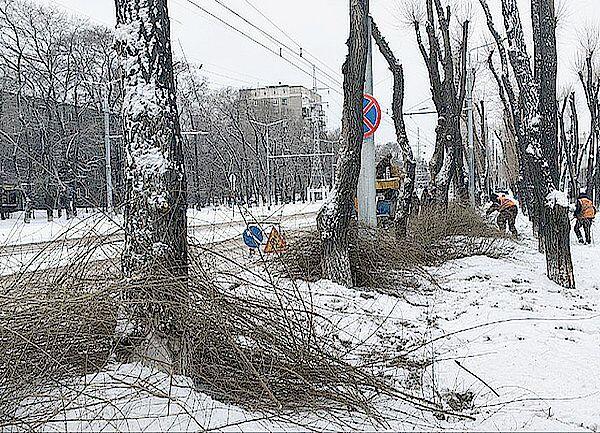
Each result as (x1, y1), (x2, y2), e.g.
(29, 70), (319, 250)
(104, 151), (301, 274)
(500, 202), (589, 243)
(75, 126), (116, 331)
(0, 202), (322, 247)
(0, 202), (322, 276)
(8, 212), (600, 432)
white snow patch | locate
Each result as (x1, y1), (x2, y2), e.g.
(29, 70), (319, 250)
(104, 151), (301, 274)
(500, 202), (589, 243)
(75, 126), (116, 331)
(124, 82), (162, 120)
(546, 189), (570, 208)
(130, 144), (169, 175)
(114, 22), (139, 47)
(152, 241), (170, 255)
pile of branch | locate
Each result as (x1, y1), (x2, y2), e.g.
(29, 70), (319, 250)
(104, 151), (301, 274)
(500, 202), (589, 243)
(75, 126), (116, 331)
(280, 204), (510, 289)
(0, 241), (470, 428)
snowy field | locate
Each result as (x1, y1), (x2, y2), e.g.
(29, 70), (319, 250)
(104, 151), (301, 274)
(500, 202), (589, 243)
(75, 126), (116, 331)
(10, 212), (600, 432)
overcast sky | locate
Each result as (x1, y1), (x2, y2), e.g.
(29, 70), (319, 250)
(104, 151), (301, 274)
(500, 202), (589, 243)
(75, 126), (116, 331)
(34, 0), (600, 160)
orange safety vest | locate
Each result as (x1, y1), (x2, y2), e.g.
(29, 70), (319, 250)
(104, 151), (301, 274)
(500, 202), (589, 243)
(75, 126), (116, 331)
(498, 196), (517, 212)
(578, 198), (596, 219)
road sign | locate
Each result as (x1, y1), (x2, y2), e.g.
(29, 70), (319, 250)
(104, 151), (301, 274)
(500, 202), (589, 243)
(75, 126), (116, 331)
(264, 227), (286, 254)
(363, 94), (381, 139)
(243, 225), (264, 249)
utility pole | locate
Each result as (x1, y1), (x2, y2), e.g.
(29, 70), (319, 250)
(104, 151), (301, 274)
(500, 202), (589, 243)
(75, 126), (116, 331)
(102, 84), (114, 214)
(417, 127), (421, 161)
(310, 65), (325, 194)
(250, 119), (285, 209)
(466, 61), (476, 208)
(357, 16), (377, 226)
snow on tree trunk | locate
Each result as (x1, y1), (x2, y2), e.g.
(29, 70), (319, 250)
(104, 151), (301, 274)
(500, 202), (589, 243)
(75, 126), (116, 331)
(497, 0), (574, 288)
(371, 20), (416, 238)
(114, 0), (189, 371)
(531, 0), (575, 288)
(317, 0), (369, 287)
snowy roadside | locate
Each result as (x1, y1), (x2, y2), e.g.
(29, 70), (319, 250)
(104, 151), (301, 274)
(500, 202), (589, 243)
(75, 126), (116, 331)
(411, 216), (600, 431)
(0, 201), (323, 248)
(10, 214), (600, 432)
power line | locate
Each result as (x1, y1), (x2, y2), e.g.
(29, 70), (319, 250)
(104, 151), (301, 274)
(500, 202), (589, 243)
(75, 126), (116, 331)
(241, 0), (342, 80)
(204, 0), (343, 89)
(179, 0), (343, 96)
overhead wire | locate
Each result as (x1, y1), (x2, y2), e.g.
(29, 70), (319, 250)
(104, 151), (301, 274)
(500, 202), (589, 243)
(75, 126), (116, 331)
(179, 0), (343, 96)
(241, 0), (342, 80)
(204, 0), (343, 88)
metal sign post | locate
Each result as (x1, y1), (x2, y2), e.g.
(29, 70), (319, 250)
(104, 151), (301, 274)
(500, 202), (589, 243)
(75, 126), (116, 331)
(357, 17), (378, 227)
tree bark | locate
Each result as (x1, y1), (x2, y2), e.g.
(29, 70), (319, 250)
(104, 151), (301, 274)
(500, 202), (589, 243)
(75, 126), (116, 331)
(317, 0), (369, 287)
(413, 2), (469, 205)
(479, 0), (574, 289)
(114, 0), (189, 371)
(531, 0), (575, 288)
(371, 20), (416, 238)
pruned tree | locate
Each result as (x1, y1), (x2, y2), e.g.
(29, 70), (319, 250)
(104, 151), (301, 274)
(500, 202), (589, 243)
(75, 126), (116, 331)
(576, 28), (600, 201)
(114, 0), (189, 370)
(410, 0), (470, 205)
(558, 91), (585, 199)
(317, 0), (369, 287)
(371, 19), (416, 238)
(479, 0), (575, 289)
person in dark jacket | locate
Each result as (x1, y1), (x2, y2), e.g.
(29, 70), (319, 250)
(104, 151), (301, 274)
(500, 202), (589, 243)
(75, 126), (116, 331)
(574, 192), (596, 244)
(487, 193), (518, 236)
(376, 154), (392, 179)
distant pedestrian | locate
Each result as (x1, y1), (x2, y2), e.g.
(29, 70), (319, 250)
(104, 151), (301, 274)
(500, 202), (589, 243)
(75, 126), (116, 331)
(421, 187), (432, 211)
(410, 191), (421, 218)
(574, 192), (596, 245)
(487, 193), (518, 236)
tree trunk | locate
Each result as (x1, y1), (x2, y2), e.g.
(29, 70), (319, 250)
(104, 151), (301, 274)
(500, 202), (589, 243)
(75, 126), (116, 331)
(413, 4), (469, 206)
(114, 0), (189, 371)
(481, 0), (574, 288)
(371, 20), (416, 238)
(531, 0), (575, 288)
(317, 0), (369, 287)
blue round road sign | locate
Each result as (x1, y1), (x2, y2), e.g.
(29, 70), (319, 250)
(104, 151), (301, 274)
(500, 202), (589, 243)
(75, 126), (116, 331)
(243, 225), (264, 249)
(363, 94), (382, 139)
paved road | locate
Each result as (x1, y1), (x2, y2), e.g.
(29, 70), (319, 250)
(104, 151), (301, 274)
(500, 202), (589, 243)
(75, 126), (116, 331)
(0, 211), (317, 275)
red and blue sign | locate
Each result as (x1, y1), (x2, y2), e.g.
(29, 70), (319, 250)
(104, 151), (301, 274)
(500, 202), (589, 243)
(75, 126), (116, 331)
(363, 93), (381, 139)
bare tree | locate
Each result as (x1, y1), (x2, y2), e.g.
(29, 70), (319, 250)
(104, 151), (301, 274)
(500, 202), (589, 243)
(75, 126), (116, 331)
(371, 19), (416, 238)
(479, 0), (574, 289)
(410, 0), (470, 204)
(114, 0), (188, 370)
(576, 28), (600, 201)
(317, 0), (369, 287)
(558, 91), (585, 199)
(0, 0), (120, 217)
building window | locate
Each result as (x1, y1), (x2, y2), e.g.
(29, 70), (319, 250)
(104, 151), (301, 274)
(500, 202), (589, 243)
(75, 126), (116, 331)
(273, 99), (279, 106)
(282, 98), (288, 106)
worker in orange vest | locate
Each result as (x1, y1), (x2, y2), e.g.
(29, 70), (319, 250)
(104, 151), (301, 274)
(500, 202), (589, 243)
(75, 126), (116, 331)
(574, 192), (596, 244)
(487, 193), (519, 236)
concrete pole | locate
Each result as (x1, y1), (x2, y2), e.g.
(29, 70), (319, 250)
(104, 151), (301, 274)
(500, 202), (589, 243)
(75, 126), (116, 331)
(357, 17), (377, 226)
(265, 126), (271, 210)
(467, 64), (476, 208)
(103, 84), (114, 214)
